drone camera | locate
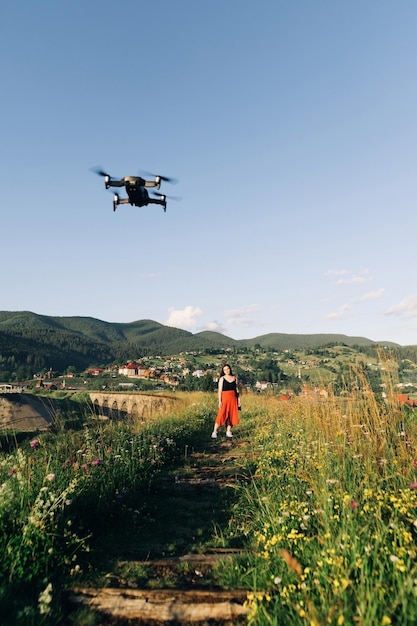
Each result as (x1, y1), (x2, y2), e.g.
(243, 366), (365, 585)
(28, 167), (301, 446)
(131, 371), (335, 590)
(155, 176), (161, 189)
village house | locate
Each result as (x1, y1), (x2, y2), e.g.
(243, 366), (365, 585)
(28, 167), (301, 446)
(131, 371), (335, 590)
(397, 394), (417, 407)
(255, 381), (271, 391)
(86, 368), (104, 376)
(118, 363), (149, 378)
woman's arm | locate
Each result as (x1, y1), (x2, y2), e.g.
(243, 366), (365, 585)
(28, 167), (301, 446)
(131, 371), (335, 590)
(235, 377), (241, 407)
(218, 376), (224, 406)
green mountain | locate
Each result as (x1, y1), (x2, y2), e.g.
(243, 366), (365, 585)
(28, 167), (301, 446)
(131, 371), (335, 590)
(239, 332), (399, 350)
(0, 310), (402, 378)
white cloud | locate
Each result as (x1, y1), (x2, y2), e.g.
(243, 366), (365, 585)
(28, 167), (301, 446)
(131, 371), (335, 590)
(325, 303), (351, 320)
(225, 304), (261, 327)
(337, 275), (369, 285)
(325, 269), (350, 277)
(326, 268), (371, 285)
(165, 306), (203, 330)
(203, 321), (227, 334)
(358, 288), (385, 301)
(384, 295), (417, 318)
(325, 287), (384, 322)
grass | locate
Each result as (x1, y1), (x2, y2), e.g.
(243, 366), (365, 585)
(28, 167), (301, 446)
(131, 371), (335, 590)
(0, 392), (218, 624)
(2, 371), (417, 625)
(224, 386), (417, 625)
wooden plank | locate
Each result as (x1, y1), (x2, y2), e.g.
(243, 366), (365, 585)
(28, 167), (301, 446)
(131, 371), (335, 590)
(64, 587), (248, 622)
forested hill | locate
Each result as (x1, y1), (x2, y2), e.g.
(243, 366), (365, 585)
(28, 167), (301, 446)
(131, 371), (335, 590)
(0, 310), (404, 377)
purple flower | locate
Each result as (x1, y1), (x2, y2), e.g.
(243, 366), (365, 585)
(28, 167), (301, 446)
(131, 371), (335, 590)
(30, 439), (40, 449)
(92, 458), (101, 466)
(409, 482), (417, 490)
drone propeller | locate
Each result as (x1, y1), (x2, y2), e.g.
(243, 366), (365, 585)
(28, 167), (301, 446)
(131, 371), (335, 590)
(140, 170), (178, 185)
(151, 192), (182, 201)
(90, 166), (111, 178)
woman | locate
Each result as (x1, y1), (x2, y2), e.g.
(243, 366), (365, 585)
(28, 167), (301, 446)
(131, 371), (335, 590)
(211, 364), (241, 439)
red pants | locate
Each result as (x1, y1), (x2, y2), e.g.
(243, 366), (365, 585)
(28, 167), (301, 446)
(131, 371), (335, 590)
(215, 390), (239, 427)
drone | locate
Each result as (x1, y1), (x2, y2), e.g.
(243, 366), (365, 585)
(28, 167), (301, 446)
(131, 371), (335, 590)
(93, 168), (178, 212)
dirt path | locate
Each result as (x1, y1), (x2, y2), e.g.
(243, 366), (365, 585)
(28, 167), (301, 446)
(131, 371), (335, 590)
(63, 437), (256, 624)
(0, 393), (54, 433)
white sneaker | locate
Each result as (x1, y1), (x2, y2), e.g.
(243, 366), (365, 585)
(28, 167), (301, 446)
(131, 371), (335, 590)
(211, 431), (217, 439)
(226, 430), (233, 438)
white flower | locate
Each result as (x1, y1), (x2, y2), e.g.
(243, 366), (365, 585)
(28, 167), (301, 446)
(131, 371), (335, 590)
(38, 582), (53, 615)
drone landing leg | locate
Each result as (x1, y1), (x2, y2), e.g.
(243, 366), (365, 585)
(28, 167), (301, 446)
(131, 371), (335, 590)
(149, 199), (167, 212)
(113, 198), (130, 212)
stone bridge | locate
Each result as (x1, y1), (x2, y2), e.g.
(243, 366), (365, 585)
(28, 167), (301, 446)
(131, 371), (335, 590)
(88, 392), (178, 421)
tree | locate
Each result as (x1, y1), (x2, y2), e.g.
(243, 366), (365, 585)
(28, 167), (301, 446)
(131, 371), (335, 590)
(200, 373), (216, 392)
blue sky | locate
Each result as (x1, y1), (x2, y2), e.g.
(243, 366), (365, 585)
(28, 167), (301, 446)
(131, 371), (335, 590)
(1, 1), (417, 345)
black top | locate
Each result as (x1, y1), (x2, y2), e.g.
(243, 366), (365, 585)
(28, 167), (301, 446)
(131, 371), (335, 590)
(222, 377), (237, 391)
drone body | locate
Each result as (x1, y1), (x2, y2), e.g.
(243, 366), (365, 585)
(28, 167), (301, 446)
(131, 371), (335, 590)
(93, 169), (178, 212)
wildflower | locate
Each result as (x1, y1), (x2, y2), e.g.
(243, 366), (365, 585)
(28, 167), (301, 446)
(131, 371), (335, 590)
(91, 458), (101, 466)
(30, 438), (40, 449)
(38, 582), (53, 615)
(8, 467), (16, 476)
(46, 473), (55, 482)
(410, 482), (417, 490)
(350, 500), (358, 510)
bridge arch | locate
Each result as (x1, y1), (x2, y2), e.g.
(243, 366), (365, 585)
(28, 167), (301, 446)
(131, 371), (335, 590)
(88, 392), (176, 421)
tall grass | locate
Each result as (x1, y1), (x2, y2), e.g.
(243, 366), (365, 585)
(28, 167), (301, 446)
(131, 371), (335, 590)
(0, 392), (215, 624)
(3, 374), (417, 625)
(227, 369), (417, 625)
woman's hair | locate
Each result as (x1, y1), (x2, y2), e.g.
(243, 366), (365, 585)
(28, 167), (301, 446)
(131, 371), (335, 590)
(220, 363), (234, 377)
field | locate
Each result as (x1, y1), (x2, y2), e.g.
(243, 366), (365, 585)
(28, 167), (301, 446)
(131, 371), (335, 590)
(1, 364), (417, 625)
